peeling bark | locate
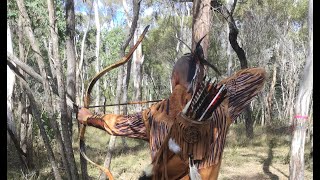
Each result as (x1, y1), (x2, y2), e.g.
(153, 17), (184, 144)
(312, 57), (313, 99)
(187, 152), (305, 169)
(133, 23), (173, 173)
(289, 0), (313, 179)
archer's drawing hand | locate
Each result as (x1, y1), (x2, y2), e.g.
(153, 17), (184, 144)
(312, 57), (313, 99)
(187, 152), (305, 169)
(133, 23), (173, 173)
(77, 108), (93, 124)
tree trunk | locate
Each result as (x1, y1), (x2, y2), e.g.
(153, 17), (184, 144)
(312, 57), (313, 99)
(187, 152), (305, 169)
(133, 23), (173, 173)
(25, 105), (34, 169)
(266, 63), (277, 124)
(100, 1), (141, 179)
(289, 0), (313, 179)
(121, 61), (131, 148)
(7, 120), (28, 171)
(16, 0), (66, 159)
(244, 108), (253, 139)
(16, 0), (53, 114)
(7, 62), (62, 180)
(100, 63), (123, 180)
(7, 23), (16, 145)
(226, 38), (233, 76)
(17, 15), (24, 141)
(132, 28), (144, 111)
(226, 0), (234, 76)
(213, 0), (253, 138)
(65, 0), (76, 139)
(47, 0), (74, 179)
(94, 0), (101, 108)
(100, 65), (124, 179)
(192, 0), (211, 57)
(65, 0), (81, 179)
(17, 15), (34, 169)
(77, 15), (91, 105)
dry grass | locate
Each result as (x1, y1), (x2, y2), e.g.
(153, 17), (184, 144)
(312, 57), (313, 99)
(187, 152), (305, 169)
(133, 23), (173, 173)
(7, 123), (313, 179)
(219, 124), (313, 180)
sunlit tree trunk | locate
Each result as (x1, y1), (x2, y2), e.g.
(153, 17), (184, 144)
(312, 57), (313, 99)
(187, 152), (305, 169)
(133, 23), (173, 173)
(7, 23), (16, 145)
(47, 0), (74, 179)
(132, 28), (144, 111)
(212, 0), (254, 138)
(17, 15), (34, 169)
(289, 0), (313, 179)
(65, 0), (81, 179)
(226, 0), (234, 76)
(77, 13), (91, 106)
(7, 119), (28, 171)
(7, 63), (62, 180)
(7, 23), (27, 170)
(266, 63), (277, 124)
(94, 0), (101, 107)
(192, 0), (211, 57)
(99, 1), (141, 179)
(16, 0), (53, 115)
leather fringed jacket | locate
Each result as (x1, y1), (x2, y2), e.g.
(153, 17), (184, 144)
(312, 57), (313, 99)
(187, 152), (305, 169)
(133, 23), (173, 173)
(84, 67), (266, 180)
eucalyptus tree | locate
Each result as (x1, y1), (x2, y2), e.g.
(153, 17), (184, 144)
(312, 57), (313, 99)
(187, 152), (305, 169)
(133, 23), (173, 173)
(289, 0), (312, 179)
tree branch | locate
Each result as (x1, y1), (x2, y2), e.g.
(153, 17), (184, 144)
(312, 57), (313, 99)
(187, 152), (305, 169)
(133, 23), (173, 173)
(7, 52), (43, 82)
(230, 0), (237, 15)
(7, 120), (27, 157)
(121, 0), (141, 53)
(7, 58), (62, 179)
(7, 118), (28, 171)
(212, 0), (247, 68)
(7, 52), (59, 96)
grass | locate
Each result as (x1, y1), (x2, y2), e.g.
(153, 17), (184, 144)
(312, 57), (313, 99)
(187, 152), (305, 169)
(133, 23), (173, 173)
(219, 123), (313, 180)
(7, 123), (313, 179)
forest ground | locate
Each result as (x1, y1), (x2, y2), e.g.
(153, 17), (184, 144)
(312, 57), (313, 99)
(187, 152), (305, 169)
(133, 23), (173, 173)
(7, 123), (313, 179)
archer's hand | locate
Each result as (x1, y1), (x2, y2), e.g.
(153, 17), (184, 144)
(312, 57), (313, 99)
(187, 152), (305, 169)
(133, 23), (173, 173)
(77, 108), (93, 124)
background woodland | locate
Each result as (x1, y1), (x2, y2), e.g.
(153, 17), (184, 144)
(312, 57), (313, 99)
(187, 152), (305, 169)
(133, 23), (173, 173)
(7, 0), (313, 179)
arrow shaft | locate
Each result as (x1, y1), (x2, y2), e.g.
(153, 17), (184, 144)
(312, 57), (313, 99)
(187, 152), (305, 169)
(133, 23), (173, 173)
(87, 99), (163, 108)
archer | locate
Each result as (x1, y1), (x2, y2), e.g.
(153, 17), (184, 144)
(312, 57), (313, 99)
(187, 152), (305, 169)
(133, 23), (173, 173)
(77, 35), (265, 180)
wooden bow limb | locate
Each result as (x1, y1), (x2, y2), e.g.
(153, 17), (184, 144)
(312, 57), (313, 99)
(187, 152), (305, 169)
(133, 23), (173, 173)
(79, 25), (150, 179)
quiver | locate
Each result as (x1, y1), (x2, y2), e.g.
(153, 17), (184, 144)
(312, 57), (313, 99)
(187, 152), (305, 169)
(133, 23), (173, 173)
(170, 113), (211, 161)
(145, 82), (230, 179)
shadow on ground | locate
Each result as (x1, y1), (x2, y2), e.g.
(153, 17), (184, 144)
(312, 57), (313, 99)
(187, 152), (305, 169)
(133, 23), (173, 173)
(262, 138), (280, 180)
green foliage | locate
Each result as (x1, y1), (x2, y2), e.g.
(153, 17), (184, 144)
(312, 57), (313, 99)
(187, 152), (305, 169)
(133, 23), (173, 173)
(143, 17), (191, 98)
(55, 0), (67, 43)
(289, 0), (308, 22)
(24, 0), (49, 37)
(100, 27), (126, 100)
(7, 0), (18, 21)
(102, 27), (126, 64)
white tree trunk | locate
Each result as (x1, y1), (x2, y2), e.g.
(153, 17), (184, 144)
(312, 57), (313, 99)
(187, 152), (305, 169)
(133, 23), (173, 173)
(7, 24), (16, 143)
(132, 28), (144, 111)
(94, 0), (101, 107)
(122, 0), (132, 27)
(289, 0), (313, 179)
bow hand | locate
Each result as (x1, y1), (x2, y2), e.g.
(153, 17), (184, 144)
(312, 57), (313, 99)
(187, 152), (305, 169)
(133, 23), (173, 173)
(77, 108), (93, 125)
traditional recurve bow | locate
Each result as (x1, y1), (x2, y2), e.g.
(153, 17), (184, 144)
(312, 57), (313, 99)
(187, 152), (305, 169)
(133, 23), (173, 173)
(79, 25), (150, 179)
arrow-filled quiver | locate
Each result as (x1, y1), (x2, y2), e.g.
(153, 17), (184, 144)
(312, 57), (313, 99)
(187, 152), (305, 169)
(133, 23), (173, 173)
(146, 78), (228, 179)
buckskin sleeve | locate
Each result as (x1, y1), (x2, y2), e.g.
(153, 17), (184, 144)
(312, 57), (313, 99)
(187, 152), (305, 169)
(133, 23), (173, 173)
(219, 67), (266, 122)
(85, 84), (191, 142)
(86, 112), (149, 141)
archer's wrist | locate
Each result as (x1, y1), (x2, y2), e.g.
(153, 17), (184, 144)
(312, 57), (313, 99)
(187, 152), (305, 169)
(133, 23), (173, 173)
(86, 114), (106, 130)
